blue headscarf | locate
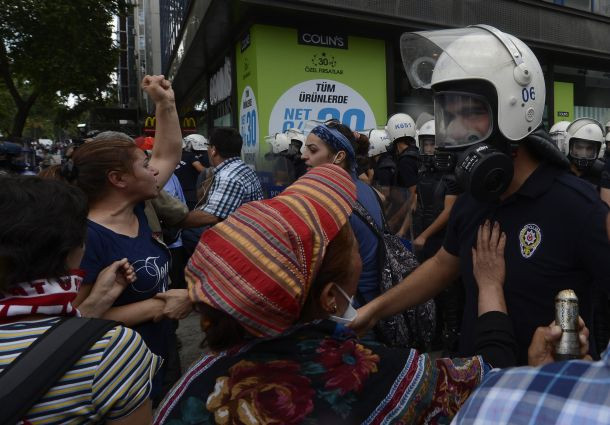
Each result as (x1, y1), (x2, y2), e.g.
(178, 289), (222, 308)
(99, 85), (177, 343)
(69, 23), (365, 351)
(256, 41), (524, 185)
(311, 124), (356, 166)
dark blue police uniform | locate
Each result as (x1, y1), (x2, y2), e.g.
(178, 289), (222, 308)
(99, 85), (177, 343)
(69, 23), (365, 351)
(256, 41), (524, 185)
(444, 163), (610, 364)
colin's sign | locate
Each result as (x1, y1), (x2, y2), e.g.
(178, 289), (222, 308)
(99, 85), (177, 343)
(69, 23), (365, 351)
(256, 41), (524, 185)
(298, 30), (348, 50)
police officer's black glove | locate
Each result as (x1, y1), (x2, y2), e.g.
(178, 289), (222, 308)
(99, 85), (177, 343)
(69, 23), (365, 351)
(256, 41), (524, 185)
(523, 126), (570, 170)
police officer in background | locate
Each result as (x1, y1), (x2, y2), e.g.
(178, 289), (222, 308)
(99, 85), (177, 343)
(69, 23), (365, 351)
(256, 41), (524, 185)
(412, 119), (459, 261)
(548, 120), (571, 156)
(351, 25), (610, 364)
(602, 131), (610, 207)
(378, 113), (419, 236)
(411, 118), (464, 352)
(560, 118), (606, 187)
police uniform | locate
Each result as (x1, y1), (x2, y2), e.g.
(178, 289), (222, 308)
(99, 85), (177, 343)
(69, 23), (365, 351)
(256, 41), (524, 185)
(444, 163), (610, 364)
(413, 169), (460, 262)
(395, 146), (419, 189)
(600, 157), (610, 190)
(374, 152), (396, 187)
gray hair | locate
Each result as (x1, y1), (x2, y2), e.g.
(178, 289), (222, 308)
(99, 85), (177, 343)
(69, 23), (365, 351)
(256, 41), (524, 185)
(90, 131), (134, 143)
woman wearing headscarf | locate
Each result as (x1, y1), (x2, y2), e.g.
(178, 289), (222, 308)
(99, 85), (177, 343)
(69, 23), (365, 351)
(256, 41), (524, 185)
(154, 164), (523, 424)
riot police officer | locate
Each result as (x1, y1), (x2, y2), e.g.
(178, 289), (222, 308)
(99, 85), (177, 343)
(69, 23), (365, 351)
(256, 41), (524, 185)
(380, 113), (419, 235)
(561, 118), (606, 187)
(412, 119), (459, 261)
(351, 25), (610, 364)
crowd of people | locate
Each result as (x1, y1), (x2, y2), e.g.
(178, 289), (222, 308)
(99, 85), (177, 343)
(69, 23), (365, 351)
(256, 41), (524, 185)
(1, 25), (609, 424)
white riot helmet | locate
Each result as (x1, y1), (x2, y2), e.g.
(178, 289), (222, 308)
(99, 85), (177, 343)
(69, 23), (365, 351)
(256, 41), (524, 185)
(265, 133), (290, 154)
(401, 25), (545, 149)
(416, 119), (436, 156)
(367, 129), (391, 157)
(564, 118), (605, 169)
(386, 113), (416, 143)
(549, 121), (571, 155)
(183, 134), (208, 151)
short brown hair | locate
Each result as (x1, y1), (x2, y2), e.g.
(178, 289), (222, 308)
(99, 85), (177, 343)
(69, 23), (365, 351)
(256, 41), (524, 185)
(70, 140), (139, 203)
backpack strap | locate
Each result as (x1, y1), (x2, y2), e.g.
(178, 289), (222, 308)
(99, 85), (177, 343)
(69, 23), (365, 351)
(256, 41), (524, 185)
(0, 317), (118, 425)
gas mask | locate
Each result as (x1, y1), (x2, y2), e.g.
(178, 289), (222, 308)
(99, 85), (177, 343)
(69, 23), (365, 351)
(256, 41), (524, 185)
(568, 139), (601, 171)
(433, 91), (514, 202)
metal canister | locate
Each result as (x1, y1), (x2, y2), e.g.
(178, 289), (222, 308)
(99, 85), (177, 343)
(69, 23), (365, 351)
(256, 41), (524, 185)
(555, 289), (580, 361)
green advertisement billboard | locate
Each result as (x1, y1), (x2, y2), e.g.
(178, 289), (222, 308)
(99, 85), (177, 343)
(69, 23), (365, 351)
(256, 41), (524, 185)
(236, 24), (387, 172)
(553, 81), (574, 124)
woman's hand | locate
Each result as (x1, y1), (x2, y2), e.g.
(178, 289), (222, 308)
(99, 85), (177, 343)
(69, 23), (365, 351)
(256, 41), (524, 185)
(79, 258), (135, 318)
(155, 289), (192, 320)
(141, 75), (175, 105)
(528, 317), (591, 366)
(472, 221), (507, 315)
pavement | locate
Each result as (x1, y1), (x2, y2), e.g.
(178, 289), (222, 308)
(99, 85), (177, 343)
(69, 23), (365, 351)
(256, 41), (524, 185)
(176, 312), (207, 370)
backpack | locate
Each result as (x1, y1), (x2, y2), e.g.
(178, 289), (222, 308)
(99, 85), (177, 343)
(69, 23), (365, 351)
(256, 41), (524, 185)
(353, 193), (436, 350)
(0, 317), (117, 425)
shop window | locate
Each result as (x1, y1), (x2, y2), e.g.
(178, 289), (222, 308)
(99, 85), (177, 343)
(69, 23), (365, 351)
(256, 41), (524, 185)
(594, 0), (610, 15)
(554, 65), (610, 125)
(562, 0), (591, 11)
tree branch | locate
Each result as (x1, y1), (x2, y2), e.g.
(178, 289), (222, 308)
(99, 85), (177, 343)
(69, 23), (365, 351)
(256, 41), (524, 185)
(0, 38), (24, 108)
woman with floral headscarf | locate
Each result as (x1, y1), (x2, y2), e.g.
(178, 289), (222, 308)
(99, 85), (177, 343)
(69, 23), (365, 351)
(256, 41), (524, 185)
(153, 164), (529, 424)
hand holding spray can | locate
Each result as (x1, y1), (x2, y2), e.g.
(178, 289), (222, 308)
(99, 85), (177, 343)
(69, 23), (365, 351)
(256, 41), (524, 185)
(554, 289), (580, 361)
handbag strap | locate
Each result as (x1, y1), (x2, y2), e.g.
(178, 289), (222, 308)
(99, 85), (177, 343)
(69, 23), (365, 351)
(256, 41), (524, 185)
(0, 317), (118, 425)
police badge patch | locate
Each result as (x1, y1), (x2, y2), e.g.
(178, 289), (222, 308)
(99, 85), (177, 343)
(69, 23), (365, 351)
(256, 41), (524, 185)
(519, 223), (542, 259)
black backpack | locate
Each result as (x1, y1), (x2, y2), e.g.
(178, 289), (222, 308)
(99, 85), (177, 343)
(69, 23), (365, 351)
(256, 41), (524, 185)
(0, 317), (118, 425)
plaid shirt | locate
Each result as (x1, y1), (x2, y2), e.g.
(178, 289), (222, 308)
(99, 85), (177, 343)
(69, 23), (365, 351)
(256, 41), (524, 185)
(202, 157), (263, 219)
(452, 345), (610, 425)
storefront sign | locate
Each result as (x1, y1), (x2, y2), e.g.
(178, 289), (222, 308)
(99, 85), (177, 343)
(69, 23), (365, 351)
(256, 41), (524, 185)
(239, 86), (259, 168)
(298, 30), (348, 50)
(554, 82), (574, 123)
(269, 79), (375, 132)
(235, 24), (386, 177)
(241, 31), (251, 52)
(209, 57), (232, 106)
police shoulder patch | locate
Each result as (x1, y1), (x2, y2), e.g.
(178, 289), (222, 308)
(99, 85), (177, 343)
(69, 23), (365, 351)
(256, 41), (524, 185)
(519, 223), (542, 259)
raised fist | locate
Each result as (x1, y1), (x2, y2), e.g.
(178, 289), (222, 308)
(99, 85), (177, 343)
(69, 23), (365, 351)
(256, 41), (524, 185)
(141, 75), (175, 104)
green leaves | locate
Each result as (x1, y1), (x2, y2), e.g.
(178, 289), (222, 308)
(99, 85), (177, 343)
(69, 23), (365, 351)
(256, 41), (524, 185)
(0, 0), (130, 136)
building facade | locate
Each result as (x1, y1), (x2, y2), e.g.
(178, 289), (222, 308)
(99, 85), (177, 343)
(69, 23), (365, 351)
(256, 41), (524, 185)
(157, 0), (610, 191)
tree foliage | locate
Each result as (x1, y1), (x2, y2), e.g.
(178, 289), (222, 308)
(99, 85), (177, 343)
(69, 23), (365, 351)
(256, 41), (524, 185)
(0, 0), (129, 139)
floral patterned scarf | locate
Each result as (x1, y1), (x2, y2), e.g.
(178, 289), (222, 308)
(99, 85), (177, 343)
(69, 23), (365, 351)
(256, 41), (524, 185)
(154, 320), (485, 424)
(0, 272), (82, 322)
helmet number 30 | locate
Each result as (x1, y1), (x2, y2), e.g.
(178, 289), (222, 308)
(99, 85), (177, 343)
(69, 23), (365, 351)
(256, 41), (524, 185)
(522, 87), (536, 103)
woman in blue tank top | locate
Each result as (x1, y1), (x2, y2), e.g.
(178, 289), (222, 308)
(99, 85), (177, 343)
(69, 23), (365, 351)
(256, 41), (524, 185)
(59, 76), (192, 401)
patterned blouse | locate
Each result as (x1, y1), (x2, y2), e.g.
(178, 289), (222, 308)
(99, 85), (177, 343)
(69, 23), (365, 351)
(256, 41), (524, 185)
(154, 320), (485, 424)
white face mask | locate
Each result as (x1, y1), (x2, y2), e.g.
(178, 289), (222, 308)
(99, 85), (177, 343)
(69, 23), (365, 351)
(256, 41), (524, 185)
(328, 283), (358, 324)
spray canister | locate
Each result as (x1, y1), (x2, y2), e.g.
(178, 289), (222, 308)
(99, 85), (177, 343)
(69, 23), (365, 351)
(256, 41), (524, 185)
(554, 289), (580, 361)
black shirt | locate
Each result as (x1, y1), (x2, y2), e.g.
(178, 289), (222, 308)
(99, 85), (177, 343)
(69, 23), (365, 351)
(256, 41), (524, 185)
(396, 146), (419, 189)
(444, 163), (610, 364)
(374, 153), (395, 187)
(175, 151), (200, 209)
(600, 158), (610, 189)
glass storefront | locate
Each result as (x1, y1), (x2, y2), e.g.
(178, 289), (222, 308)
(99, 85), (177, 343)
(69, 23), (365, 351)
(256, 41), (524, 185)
(553, 65), (610, 125)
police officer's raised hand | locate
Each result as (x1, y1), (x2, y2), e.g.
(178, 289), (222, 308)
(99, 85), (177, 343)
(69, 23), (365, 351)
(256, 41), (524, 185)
(527, 317), (591, 366)
(472, 221), (507, 315)
(141, 75), (175, 105)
